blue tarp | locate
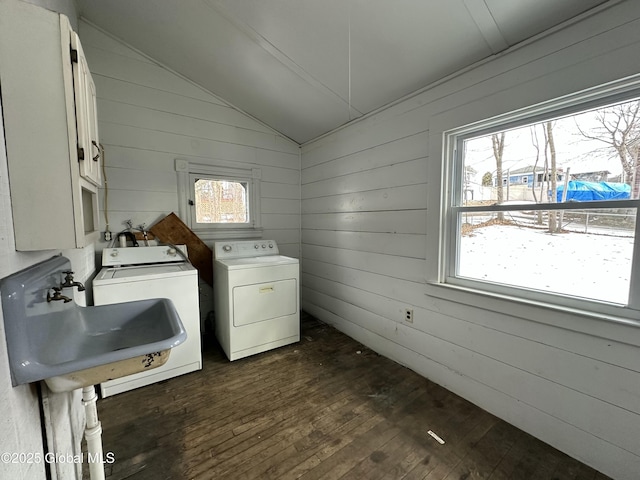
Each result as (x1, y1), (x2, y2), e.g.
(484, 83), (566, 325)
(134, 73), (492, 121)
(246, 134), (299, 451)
(556, 181), (631, 202)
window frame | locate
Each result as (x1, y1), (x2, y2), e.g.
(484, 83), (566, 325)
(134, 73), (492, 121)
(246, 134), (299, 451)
(176, 159), (262, 240)
(441, 82), (640, 322)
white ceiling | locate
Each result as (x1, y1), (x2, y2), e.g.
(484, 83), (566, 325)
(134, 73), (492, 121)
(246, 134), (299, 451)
(77, 0), (609, 144)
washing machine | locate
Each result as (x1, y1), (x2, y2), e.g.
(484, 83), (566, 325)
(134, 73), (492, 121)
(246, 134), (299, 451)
(213, 240), (299, 361)
(93, 245), (202, 397)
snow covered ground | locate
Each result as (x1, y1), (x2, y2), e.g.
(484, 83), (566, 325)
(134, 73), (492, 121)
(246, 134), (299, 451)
(459, 224), (634, 305)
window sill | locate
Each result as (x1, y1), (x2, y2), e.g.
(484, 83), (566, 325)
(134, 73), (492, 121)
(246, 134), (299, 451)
(192, 227), (263, 242)
(425, 282), (640, 347)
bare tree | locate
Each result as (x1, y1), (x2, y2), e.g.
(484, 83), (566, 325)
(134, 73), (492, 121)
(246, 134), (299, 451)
(530, 125), (544, 224)
(575, 100), (640, 198)
(630, 142), (640, 197)
(545, 121), (559, 232)
(529, 126), (541, 203)
(492, 133), (505, 221)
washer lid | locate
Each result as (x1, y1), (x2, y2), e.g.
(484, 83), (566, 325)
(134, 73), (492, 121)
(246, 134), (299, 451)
(215, 255), (299, 270)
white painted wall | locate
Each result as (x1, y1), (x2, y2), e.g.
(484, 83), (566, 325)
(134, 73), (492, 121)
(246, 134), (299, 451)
(78, 20), (301, 259)
(21, 0), (78, 30)
(0, 207), (93, 480)
(301, 2), (640, 479)
(0, 3), (94, 480)
(0, 115), (49, 480)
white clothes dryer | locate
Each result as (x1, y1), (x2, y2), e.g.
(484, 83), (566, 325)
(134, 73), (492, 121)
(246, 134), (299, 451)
(93, 245), (202, 397)
(213, 240), (299, 361)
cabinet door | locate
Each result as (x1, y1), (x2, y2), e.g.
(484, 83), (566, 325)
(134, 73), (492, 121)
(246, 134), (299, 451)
(70, 31), (101, 186)
(84, 68), (101, 184)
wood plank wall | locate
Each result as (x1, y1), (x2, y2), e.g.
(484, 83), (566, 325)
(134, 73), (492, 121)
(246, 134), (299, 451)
(301, 3), (640, 480)
(0, 4), (94, 480)
(79, 21), (301, 257)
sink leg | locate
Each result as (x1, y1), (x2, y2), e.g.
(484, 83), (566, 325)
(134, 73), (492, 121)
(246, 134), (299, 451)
(82, 385), (105, 480)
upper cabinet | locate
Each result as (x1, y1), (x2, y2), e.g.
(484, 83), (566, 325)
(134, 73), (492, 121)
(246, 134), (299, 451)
(71, 30), (102, 186)
(0, 2), (101, 250)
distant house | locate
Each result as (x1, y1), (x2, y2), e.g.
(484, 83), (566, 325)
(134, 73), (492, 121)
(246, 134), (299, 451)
(494, 165), (565, 187)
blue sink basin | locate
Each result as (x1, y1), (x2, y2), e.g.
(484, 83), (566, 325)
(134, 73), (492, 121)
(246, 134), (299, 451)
(1, 256), (187, 392)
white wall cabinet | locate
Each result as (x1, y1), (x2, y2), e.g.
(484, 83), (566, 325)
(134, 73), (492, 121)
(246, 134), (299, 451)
(70, 30), (102, 187)
(0, 1), (100, 250)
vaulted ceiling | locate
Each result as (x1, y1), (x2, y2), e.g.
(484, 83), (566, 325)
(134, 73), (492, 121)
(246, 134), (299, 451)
(77, 0), (610, 144)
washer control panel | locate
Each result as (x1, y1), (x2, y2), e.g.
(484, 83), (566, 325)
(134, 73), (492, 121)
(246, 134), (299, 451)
(101, 245), (188, 267)
(214, 240), (279, 259)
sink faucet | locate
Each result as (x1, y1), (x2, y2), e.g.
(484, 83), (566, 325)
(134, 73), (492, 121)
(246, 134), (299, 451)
(47, 287), (72, 303)
(60, 271), (85, 292)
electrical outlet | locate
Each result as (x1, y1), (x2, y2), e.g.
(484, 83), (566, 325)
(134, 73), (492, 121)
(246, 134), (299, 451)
(404, 308), (414, 323)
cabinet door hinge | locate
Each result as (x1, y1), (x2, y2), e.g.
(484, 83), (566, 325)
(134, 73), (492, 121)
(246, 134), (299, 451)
(77, 146), (85, 161)
(70, 47), (78, 63)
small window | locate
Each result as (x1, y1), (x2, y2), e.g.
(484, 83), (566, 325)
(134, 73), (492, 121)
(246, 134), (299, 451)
(193, 178), (248, 224)
(176, 160), (262, 240)
(444, 87), (640, 318)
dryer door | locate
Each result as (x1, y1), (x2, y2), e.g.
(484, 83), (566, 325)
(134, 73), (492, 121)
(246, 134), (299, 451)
(233, 279), (297, 326)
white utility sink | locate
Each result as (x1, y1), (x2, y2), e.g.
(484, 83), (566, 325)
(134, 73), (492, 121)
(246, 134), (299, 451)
(1, 255), (187, 392)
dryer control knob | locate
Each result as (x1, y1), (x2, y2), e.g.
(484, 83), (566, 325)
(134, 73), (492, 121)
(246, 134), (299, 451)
(268, 243), (273, 248)
(223, 245), (233, 252)
(110, 250), (118, 257)
(254, 244), (259, 249)
(167, 248), (177, 256)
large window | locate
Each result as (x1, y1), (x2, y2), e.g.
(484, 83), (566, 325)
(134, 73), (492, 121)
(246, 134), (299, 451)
(444, 86), (640, 319)
(176, 160), (262, 239)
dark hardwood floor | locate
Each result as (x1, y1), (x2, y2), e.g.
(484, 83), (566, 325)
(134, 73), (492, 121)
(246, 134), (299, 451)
(89, 313), (610, 480)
